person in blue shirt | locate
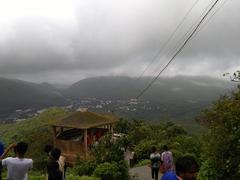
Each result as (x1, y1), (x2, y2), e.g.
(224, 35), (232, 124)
(160, 158), (178, 180)
(175, 155), (199, 180)
(161, 170), (178, 180)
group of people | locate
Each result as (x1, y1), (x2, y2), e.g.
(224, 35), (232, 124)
(0, 141), (66, 180)
(0, 141), (198, 180)
(150, 145), (199, 180)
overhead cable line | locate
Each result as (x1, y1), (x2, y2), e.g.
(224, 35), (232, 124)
(152, 0), (216, 75)
(195, 0), (229, 35)
(171, 0), (229, 59)
(136, 0), (221, 99)
(137, 0), (200, 79)
(141, 0), (216, 82)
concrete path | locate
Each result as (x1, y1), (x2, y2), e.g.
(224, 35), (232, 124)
(130, 165), (162, 180)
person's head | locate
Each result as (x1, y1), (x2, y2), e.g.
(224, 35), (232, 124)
(50, 148), (61, 161)
(44, 144), (53, 154)
(151, 146), (157, 153)
(15, 142), (28, 156)
(163, 145), (169, 151)
(176, 156), (199, 180)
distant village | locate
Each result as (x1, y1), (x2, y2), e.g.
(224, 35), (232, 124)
(0, 98), (164, 123)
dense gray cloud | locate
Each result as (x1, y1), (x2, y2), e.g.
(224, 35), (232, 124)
(0, 0), (239, 83)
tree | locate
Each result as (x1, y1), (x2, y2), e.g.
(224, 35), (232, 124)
(198, 86), (240, 179)
(223, 70), (240, 82)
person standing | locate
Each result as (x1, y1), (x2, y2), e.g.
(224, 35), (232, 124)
(47, 148), (63, 180)
(160, 162), (178, 180)
(44, 145), (66, 180)
(0, 142), (33, 180)
(161, 145), (175, 172)
(150, 146), (161, 180)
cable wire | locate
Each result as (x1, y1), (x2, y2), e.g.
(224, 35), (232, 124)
(137, 0), (200, 79)
(147, 0), (216, 80)
(136, 0), (221, 99)
(195, 0), (229, 35)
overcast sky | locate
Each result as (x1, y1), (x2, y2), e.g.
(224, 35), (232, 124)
(0, 0), (239, 84)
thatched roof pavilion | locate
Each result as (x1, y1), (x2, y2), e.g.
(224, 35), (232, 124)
(50, 110), (118, 165)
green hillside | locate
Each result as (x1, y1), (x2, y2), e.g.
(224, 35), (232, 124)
(0, 77), (66, 115)
(0, 107), (202, 179)
(0, 108), (68, 169)
(64, 76), (235, 102)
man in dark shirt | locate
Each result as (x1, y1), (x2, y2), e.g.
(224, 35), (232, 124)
(47, 148), (62, 180)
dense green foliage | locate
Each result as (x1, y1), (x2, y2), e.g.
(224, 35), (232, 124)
(73, 158), (97, 176)
(115, 119), (202, 163)
(91, 161), (129, 180)
(93, 162), (118, 180)
(91, 134), (127, 163)
(197, 87), (240, 179)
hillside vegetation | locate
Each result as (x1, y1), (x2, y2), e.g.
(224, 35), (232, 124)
(0, 108), (202, 179)
(0, 78), (66, 115)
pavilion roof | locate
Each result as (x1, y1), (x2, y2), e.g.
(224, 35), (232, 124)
(50, 111), (118, 129)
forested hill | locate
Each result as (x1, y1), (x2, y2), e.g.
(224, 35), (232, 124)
(0, 77), (66, 115)
(64, 76), (235, 102)
(0, 76), (236, 121)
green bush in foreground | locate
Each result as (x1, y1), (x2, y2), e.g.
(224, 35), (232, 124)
(73, 158), (97, 176)
(93, 162), (118, 180)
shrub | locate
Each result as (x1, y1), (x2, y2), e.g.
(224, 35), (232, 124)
(197, 160), (217, 180)
(73, 158), (97, 176)
(93, 162), (118, 180)
(116, 160), (130, 180)
(134, 139), (155, 161)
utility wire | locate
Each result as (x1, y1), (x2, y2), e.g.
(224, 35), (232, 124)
(136, 0), (221, 99)
(146, 0), (216, 81)
(153, 0), (216, 74)
(137, 0), (200, 79)
(195, 0), (229, 35)
(172, 0), (228, 53)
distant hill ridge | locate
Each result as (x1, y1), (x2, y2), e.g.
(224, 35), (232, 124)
(0, 77), (66, 115)
(63, 76), (236, 102)
(0, 76), (236, 118)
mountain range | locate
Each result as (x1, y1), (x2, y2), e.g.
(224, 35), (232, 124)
(0, 77), (66, 116)
(0, 76), (236, 121)
(64, 76), (235, 102)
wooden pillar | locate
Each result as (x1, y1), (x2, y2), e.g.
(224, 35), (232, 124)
(110, 124), (113, 134)
(84, 129), (88, 158)
(52, 126), (57, 146)
(90, 129), (95, 144)
(60, 127), (63, 133)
